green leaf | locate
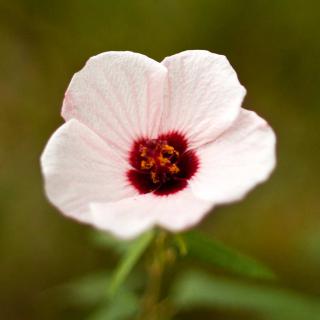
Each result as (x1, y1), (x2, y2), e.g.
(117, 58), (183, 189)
(172, 270), (320, 320)
(184, 231), (275, 280)
(48, 271), (140, 319)
(109, 229), (155, 296)
(40, 272), (110, 308)
(87, 290), (139, 320)
(63, 272), (110, 307)
(174, 234), (188, 256)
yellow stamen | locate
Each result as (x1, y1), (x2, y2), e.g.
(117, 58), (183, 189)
(168, 164), (180, 174)
(140, 146), (148, 157)
(139, 141), (181, 185)
(141, 158), (154, 170)
(162, 144), (175, 154)
(150, 171), (160, 183)
(158, 154), (170, 166)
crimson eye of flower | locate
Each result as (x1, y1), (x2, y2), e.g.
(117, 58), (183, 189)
(128, 132), (199, 196)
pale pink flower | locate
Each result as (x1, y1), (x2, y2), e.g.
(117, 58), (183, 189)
(41, 50), (276, 239)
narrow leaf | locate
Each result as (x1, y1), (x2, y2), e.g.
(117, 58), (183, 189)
(63, 272), (110, 306)
(87, 290), (138, 320)
(172, 270), (320, 320)
(109, 230), (155, 296)
(184, 231), (275, 280)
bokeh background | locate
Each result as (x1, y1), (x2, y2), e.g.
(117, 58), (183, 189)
(1, 0), (320, 319)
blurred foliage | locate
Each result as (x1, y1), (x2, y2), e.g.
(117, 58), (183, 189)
(108, 230), (154, 296)
(42, 271), (140, 320)
(0, 0), (320, 319)
(183, 231), (276, 280)
(172, 270), (320, 320)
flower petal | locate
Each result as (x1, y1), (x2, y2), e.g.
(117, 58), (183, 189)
(40, 119), (136, 223)
(161, 50), (246, 148)
(190, 108), (276, 203)
(90, 188), (213, 239)
(62, 51), (167, 157)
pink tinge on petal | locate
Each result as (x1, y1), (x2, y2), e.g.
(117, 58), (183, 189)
(161, 50), (246, 149)
(62, 51), (167, 158)
(190, 108), (276, 204)
(40, 119), (137, 224)
(40, 50), (277, 239)
(90, 188), (214, 239)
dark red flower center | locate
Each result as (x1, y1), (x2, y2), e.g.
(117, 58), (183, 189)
(127, 132), (199, 196)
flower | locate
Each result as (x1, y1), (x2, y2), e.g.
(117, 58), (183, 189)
(41, 50), (276, 239)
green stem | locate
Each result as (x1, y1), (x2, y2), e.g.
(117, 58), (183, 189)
(139, 230), (176, 320)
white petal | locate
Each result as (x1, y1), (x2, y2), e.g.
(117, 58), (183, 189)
(190, 108), (276, 203)
(90, 188), (213, 239)
(161, 50), (246, 148)
(40, 119), (136, 223)
(62, 51), (167, 157)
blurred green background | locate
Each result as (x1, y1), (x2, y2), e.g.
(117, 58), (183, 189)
(1, 0), (320, 319)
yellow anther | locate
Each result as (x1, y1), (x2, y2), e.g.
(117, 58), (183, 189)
(162, 144), (175, 154)
(158, 154), (170, 166)
(140, 146), (148, 157)
(168, 164), (180, 174)
(150, 171), (160, 183)
(141, 159), (154, 170)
